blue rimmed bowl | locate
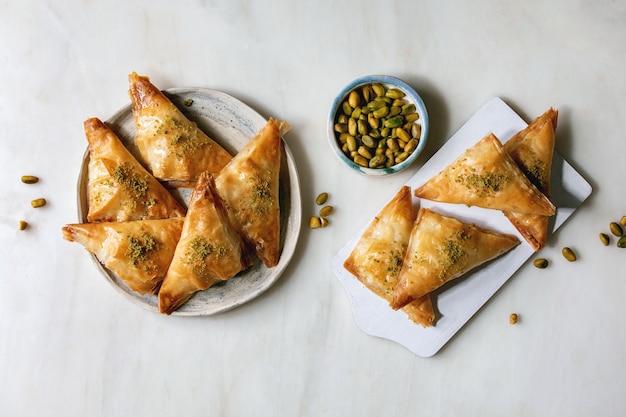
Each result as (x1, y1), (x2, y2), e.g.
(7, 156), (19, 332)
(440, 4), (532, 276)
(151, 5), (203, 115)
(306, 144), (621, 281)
(328, 75), (429, 176)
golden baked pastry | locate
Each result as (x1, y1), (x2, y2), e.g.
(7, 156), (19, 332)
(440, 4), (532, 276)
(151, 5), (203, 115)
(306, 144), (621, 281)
(158, 172), (251, 315)
(214, 118), (291, 268)
(62, 218), (184, 295)
(128, 72), (233, 187)
(503, 108), (558, 250)
(414, 133), (556, 216)
(84, 117), (186, 222)
(344, 186), (434, 327)
(391, 208), (519, 309)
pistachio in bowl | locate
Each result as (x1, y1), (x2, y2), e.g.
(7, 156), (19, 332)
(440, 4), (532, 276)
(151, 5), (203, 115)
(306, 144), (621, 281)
(328, 75), (429, 176)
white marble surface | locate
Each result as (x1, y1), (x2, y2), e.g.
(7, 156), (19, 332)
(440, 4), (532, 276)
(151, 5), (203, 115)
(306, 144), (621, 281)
(1, 1), (625, 416)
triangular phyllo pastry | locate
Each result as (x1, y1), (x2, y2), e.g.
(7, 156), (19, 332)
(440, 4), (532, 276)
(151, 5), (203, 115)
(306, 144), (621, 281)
(214, 118), (291, 268)
(391, 208), (519, 310)
(503, 108), (558, 250)
(62, 218), (184, 295)
(344, 186), (435, 327)
(128, 72), (233, 187)
(414, 133), (556, 216)
(84, 117), (186, 222)
(158, 172), (251, 315)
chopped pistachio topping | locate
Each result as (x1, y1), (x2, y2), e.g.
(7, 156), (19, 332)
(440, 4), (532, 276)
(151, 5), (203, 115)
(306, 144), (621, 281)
(143, 197), (157, 209)
(522, 159), (546, 191)
(186, 236), (227, 278)
(386, 249), (404, 276)
(125, 232), (158, 267)
(443, 239), (465, 267)
(112, 163), (148, 201)
(514, 149), (546, 191)
(253, 178), (271, 199)
(189, 236), (213, 260)
(249, 177), (273, 215)
(437, 231), (470, 280)
(455, 172), (507, 196)
(152, 114), (210, 158)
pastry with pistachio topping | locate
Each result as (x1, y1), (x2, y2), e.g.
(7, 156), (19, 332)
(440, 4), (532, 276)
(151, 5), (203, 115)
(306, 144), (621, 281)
(414, 133), (556, 216)
(62, 218), (184, 295)
(84, 117), (186, 222)
(502, 108), (558, 251)
(343, 186), (434, 327)
(391, 208), (519, 310)
(215, 117), (291, 268)
(128, 72), (233, 187)
(158, 172), (251, 315)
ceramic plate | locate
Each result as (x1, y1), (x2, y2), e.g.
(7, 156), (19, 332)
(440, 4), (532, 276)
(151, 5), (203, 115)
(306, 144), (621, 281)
(332, 97), (592, 356)
(77, 88), (301, 316)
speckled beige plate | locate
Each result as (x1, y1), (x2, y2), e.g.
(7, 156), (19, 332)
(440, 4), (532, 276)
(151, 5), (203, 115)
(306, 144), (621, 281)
(77, 88), (301, 315)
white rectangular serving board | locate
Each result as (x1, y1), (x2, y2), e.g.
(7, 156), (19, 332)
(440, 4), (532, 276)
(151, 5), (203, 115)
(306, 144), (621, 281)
(332, 97), (592, 357)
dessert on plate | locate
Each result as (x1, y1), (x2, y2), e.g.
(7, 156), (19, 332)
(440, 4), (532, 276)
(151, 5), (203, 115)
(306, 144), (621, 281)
(128, 72), (233, 187)
(83, 117), (186, 223)
(215, 117), (291, 268)
(158, 172), (252, 315)
(62, 218), (184, 295)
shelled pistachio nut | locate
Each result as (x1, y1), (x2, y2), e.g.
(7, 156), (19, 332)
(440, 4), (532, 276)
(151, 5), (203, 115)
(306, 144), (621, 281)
(562, 247), (577, 262)
(334, 82), (421, 170)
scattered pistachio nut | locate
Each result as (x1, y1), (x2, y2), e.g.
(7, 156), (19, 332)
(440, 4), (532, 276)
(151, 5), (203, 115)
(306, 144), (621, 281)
(31, 198), (46, 208)
(319, 205), (334, 217)
(312, 193), (334, 229)
(18, 220), (28, 230)
(599, 233), (610, 246)
(183, 98), (193, 107)
(562, 247), (577, 262)
(533, 258), (549, 269)
(620, 216), (626, 227)
(309, 216), (321, 229)
(315, 192), (328, 206)
(617, 236), (626, 249)
(21, 175), (39, 184)
(334, 82), (421, 169)
(609, 222), (623, 237)
(509, 313), (518, 325)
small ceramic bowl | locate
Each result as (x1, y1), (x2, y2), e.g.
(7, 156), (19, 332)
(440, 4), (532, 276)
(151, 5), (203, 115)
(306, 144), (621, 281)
(328, 75), (429, 176)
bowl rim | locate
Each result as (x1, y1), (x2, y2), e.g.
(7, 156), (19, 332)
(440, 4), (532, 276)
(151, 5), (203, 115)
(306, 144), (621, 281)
(327, 75), (429, 176)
